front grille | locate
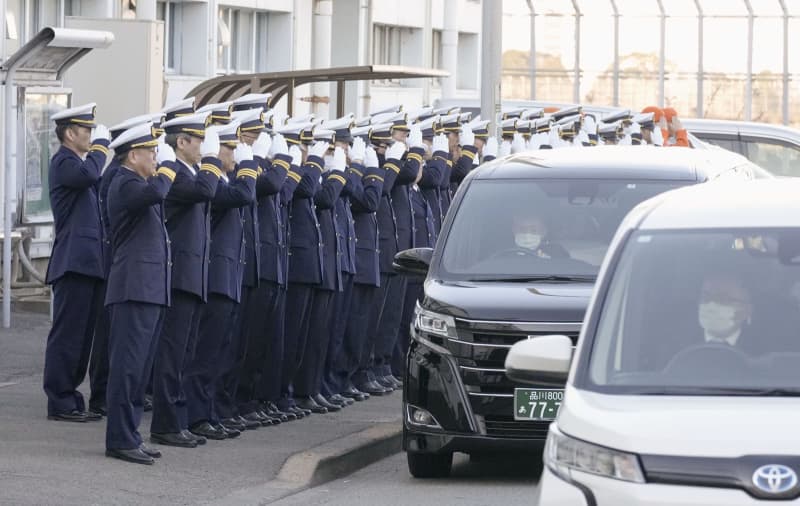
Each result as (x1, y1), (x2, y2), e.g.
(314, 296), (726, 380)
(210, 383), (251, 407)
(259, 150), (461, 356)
(484, 415), (551, 439)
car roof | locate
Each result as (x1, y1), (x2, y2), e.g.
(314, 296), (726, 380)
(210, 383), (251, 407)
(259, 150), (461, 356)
(635, 179), (800, 230)
(683, 118), (800, 143)
(470, 146), (750, 182)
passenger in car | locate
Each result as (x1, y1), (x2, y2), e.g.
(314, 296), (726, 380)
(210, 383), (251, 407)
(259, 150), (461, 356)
(510, 214), (570, 259)
(696, 272), (754, 349)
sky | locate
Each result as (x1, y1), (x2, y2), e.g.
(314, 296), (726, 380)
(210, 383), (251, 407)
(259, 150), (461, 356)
(501, 0), (797, 75)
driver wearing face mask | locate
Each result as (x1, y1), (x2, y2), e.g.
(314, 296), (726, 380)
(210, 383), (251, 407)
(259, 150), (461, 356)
(510, 215), (570, 259)
(697, 273), (753, 347)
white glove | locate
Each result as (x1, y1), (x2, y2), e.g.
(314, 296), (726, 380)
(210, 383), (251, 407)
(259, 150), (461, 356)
(92, 124), (110, 143)
(618, 132), (632, 146)
(582, 116), (597, 136)
(156, 142), (176, 164)
(252, 132), (272, 158)
(628, 122), (642, 136)
(234, 143), (253, 164)
(432, 134), (449, 154)
(200, 128), (221, 157)
(483, 137), (498, 158)
(309, 140), (329, 159)
(459, 125), (475, 147)
(652, 126), (664, 146)
(269, 133), (289, 157)
(385, 141), (407, 161)
(350, 137), (366, 164)
(407, 126), (425, 149)
(548, 128), (561, 149)
(511, 133), (526, 154)
(365, 146), (379, 168)
(576, 130), (590, 146)
(330, 147), (346, 172)
(499, 140), (512, 158)
(289, 145), (302, 166)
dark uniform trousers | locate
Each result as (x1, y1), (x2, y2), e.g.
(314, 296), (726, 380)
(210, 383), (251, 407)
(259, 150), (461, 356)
(236, 280), (282, 414)
(106, 303), (164, 450)
(371, 273), (408, 378)
(322, 272), (354, 396)
(89, 292), (111, 412)
(149, 290), (203, 433)
(347, 282), (383, 387)
(255, 285), (286, 403)
(44, 142), (109, 416)
(280, 283), (316, 406)
(215, 285), (254, 419)
(294, 288), (335, 397)
(44, 273), (104, 415)
(185, 294), (237, 426)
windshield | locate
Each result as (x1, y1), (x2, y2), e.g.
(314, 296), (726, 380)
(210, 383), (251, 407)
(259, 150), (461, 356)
(585, 228), (800, 395)
(439, 179), (684, 281)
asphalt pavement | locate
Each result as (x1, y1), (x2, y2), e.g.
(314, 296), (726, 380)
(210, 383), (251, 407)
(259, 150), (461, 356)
(271, 452), (543, 506)
(0, 310), (402, 506)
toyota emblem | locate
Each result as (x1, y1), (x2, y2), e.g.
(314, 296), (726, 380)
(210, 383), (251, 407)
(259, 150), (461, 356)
(752, 465), (798, 495)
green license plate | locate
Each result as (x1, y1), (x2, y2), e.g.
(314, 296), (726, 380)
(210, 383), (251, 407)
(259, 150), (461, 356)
(514, 388), (564, 421)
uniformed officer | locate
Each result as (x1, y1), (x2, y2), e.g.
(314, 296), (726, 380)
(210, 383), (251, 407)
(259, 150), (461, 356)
(104, 122), (175, 464)
(294, 137), (348, 413)
(336, 144), (387, 400)
(149, 110), (222, 448)
(236, 130), (294, 425)
(43, 103), (110, 423)
(184, 121), (258, 438)
(162, 97), (195, 122)
(599, 121), (624, 145)
(214, 108), (270, 429)
(278, 126), (329, 415)
(91, 113), (164, 418)
(415, 117), (447, 234)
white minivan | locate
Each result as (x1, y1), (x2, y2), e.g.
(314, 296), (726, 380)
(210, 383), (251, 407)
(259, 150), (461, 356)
(506, 179), (800, 505)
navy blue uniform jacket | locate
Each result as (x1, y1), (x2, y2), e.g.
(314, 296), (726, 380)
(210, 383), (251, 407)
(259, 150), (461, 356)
(450, 145), (478, 195)
(163, 157), (222, 301)
(439, 157), (453, 224)
(351, 165), (387, 287)
(335, 167), (360, 275)
(208, 162), (258, 303)
(46, 141), (110, 284)
(254, 154), (291, 285)
(105, 165), (174, 306)
(417, 151), (447, 235)
(287, 155), (325, 285)
(410, 185), (437, 249)
(98, 160), (121, 275)
(391, 147), (425, 254)
(314, 170), (347, 291)
(279, 162), (306, 287)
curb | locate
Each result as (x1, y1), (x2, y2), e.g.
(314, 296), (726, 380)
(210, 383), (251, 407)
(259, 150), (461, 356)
(209, 421), (402, 505)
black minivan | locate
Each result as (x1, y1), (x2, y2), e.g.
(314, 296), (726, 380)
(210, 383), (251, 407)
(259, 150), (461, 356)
(393, 146), (764, 478)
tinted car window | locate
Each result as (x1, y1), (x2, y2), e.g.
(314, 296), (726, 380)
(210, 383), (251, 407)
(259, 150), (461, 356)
(439, 179), (684, 281)
(697, 136), (739, 153)
(743, 139), (800, 177)
(586, 228), (800, 394)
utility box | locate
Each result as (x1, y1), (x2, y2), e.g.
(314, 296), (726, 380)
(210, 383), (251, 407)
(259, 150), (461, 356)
(63, 17), (164, 125)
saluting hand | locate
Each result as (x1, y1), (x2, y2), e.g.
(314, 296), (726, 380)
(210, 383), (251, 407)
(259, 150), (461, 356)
(350, 137), (366, 165)
(511, 133), (526, 154)
(289, 145), (302, 166)
(234, 143), (254, 164)
(309, 141), (329, 159)
(156, 142), (176, 164)
(365, 146), (379, 169)
(92, 124), (110, 143)
(483, 137), (499, 159)
(330, 147), (347, 172)
(459, 125), (475, 148)
(386, 140), (407, 161)
(499, 139), (512, 158)
(432, 133), (449, 154)
(252, 132), (271, 159)
(270, 133), (289, 158)
(200, 128), (221, 158)
(408, 126), (425, 150)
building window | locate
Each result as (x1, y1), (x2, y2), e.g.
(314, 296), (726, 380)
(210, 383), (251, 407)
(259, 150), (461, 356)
(217, 6), (267, 74)
(373, 24), (402, 67)
(156, 1), (181, 73)
(457, 32), (478, 89)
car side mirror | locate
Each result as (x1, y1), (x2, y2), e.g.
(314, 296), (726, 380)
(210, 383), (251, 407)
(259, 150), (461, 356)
(393, 248), (434, 276)
(505, 335), (573, 386)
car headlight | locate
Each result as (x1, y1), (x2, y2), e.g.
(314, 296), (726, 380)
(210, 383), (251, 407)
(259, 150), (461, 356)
(545, 424), (645, 483)
(414, 302), (457, 339)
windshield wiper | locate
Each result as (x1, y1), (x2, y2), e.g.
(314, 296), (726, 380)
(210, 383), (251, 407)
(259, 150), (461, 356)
(628, 386), (800, 397)
(467, 275), (597, 283)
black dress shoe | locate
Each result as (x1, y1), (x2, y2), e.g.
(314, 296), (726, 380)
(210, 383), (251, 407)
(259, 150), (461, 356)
(375, 376), (396, 391)
(329, 394), (354, 406)
(242, 412), (268, 427)
(221, 418), (247, 432)
(143, 395), (153, 412)
(296, 397), (328, 414)
(47, 410), (87, 422)
(313, 394), (341, 412)
(237, 415), (261, 430)
(257, 411), (281, 425)
(189, 422), (227, 440)
(215, 423), (241, 439)
(139, 443), (162, 458)
(391, 375), (404, 387)
(150, 432), (197, 448)
(287, 406), (307, 418)
(266, 402), (294, 421)
(356, 381), (388, 396)
(181, 429), (206, 445)
(106, 448), (154, 465)
(88, 405), (107, 417)
(342, 386), (369, 401)
(83, 410), (103, 422)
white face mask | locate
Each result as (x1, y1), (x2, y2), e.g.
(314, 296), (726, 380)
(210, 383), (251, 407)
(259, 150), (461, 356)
(698, 301), (739, 337)
(515, 233), (542, 250)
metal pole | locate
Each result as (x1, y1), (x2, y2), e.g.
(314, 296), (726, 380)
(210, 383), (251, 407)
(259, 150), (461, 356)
(3, 70), (14, 327)
(422, 0), (432, 106)
(571, 0), (581, 104)
(743, 0), (753, 121)
(694, 0), (703, 117)
(610, 0), (619, 107)
(526, 0), (536, 100)
(656, 0), (666, 107)
(778, 0), (789, 125)
(480, 0), (501, 135)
